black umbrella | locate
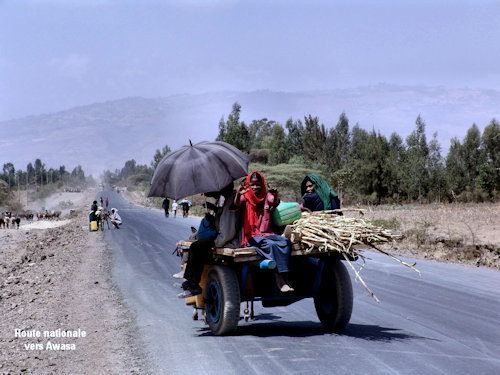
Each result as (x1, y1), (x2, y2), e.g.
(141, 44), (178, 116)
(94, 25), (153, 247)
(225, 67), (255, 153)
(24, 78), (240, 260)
(148, 140), (249, 199)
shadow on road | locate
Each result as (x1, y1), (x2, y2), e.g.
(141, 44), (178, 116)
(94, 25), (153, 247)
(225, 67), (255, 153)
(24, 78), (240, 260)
(197, 320), (434, 342)
(341, 323), (435, 342)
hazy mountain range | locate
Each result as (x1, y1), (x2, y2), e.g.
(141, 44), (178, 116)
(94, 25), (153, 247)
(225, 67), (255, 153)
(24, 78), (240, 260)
(2, 84), (499, 177)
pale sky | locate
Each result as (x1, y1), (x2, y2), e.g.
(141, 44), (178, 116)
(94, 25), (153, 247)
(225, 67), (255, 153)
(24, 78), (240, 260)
(1, 0), (500, 121)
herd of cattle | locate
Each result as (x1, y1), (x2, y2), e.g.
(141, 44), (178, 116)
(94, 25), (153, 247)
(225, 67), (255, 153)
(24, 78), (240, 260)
(0, 209), (62, 229)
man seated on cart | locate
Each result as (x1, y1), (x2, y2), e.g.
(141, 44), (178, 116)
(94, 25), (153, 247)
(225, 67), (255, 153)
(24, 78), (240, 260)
(177, 183), (241, 298)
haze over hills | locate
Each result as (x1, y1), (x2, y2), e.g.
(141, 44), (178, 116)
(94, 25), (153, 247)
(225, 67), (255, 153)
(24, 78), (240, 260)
(2, 84), (499, 178)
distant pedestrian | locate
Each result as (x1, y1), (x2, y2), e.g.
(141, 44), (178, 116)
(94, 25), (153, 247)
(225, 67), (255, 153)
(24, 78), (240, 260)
(172, 200), (178, 218)
(100, 197), (104, 207)
(162, 198), (170, 218)
(105, 197), (109, 209)
(182, 200), (190, 218)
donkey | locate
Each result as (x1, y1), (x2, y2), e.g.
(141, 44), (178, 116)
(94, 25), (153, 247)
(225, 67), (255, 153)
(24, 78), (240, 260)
(98, 209), (110, 230)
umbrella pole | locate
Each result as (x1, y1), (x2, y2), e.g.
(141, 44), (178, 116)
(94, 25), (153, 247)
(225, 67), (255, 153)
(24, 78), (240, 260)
(204, 196), (208, 214)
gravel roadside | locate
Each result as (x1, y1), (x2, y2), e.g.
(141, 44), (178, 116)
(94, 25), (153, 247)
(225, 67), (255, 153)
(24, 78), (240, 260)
(0, 190), (146, 374)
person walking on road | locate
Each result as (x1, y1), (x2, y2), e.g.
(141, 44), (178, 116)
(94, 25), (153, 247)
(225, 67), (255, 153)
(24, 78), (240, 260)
(162, 198), (170, 218)
(172, 200), (178, 218)
(182, 200), (190, 218)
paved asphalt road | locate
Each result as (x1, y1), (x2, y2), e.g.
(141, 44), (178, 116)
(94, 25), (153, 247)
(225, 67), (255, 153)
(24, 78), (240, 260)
(101, 190), (500, 375)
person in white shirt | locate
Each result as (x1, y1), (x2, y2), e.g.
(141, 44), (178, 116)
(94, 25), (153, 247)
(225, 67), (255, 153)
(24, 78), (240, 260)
(109, 208), (122, 229)
(172, 200), (178, 218)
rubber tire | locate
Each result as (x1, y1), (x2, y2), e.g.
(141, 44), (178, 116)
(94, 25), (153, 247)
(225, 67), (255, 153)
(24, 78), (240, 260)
(204, 265), (241, 335)
(314, 259), (353, 331)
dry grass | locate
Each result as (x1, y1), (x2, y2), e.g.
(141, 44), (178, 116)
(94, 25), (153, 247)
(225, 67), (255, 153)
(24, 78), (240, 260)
(345, 202), (500, 270)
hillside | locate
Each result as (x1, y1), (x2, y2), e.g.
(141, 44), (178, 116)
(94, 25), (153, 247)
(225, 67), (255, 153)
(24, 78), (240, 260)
(2, 85), (499, 177)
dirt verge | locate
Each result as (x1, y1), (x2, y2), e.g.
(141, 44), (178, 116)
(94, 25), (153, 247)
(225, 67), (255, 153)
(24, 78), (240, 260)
(0, 189), (145, 374)
(353, 202), (500, 270)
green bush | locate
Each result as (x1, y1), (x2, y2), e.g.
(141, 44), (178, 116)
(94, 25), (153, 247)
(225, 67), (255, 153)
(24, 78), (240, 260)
(127, 173), (152, 190)
(472, 188), (491, 203)
(370, 217), (401, 230)
(149, 197), (164, 209)
(248, 149), (269, 163)
(288, 155), (308, 165)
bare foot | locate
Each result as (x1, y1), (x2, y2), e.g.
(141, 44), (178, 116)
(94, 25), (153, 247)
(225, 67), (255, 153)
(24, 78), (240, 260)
(275, 272), (294, 293)
(280, 284), (294, 293)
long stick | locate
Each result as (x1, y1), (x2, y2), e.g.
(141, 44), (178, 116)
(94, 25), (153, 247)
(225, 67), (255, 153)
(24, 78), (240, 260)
(368, 244), (421, 276)
(342, 253), (380, 303)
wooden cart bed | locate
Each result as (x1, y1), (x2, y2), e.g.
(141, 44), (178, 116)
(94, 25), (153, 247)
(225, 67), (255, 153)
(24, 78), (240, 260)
(177, 240), (348, 263)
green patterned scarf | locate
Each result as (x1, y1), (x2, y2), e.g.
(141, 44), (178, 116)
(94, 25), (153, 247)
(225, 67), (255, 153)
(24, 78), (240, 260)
(301, 174), (338, 210)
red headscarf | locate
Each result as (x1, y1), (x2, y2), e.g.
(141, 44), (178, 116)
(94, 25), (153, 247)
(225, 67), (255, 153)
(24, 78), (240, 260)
(243, 171), (266, 244)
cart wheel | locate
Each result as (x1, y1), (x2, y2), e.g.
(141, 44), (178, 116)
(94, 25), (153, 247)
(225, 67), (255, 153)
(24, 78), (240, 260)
(314, 259), (353, 331)
(192, 309), (198, 321)
(204, 265), (240, 335)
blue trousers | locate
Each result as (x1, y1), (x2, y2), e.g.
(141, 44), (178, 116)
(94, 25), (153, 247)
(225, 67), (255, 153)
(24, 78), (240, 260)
(248, 235), (291, 273)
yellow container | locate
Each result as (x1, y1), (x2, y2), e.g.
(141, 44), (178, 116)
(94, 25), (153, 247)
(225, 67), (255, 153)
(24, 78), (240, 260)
(90, 221), (98, 231)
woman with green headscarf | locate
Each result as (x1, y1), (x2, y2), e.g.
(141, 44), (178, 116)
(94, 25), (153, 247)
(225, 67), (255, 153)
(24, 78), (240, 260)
(300, 174), (341, 214)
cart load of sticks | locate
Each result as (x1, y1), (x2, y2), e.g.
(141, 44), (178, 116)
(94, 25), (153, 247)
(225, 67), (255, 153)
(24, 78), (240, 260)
(287, 209), (421, 303)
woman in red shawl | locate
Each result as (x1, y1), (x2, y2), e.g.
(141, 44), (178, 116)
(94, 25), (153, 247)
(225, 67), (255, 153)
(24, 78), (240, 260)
(233, 171), (294, 293)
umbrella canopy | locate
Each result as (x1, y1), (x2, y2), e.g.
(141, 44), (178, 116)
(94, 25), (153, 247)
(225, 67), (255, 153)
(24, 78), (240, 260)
(148, 140), (249, 200)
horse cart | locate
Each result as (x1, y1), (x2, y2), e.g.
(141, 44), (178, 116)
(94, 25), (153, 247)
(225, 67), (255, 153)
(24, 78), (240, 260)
(176, 240), (356, 336)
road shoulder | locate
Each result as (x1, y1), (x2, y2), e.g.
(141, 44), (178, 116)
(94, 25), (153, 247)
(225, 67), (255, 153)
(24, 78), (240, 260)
(0, 190), (146, 374)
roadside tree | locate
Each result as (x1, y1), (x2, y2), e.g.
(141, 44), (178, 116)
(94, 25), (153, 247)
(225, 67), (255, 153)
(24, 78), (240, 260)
(151, 145), (172, 170)
(405, 115), (429, 201)
(302, 115), (326, 163)
(285, 118), (304, 159)
(269, 124), (288, 165)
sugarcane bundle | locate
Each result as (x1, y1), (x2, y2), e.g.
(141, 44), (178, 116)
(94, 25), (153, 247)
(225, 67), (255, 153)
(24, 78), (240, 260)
(287, 210), (420, 302)
(288, 210), (400, 255)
